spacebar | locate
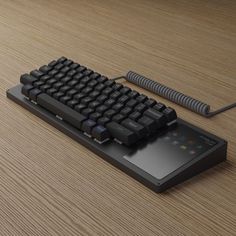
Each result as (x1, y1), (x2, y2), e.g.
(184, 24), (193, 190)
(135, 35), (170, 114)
(37, 93), (86, 129)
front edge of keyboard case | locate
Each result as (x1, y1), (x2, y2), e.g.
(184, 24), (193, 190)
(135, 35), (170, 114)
(6, 85), (227, 192)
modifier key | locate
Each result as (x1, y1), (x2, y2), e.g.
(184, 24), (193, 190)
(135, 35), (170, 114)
(106, 122), (138, 146)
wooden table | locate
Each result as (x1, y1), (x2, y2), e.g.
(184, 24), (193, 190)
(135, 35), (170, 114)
(0, 0), (235, 235)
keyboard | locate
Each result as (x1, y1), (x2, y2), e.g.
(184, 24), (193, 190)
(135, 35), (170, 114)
(7, 57), (227, 192)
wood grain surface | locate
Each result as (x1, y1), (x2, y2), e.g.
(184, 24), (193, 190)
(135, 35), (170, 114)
(0, 0), (236, 235)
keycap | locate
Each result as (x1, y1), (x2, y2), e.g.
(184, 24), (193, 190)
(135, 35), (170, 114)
(106, 122), (138, 146)
(82, 108), (94, 116)
(60, 96), (71, 104)
(145, 98), (156, 107)
(104, 109), (116, 118)
(81, 119), (96, 134)
(112, 114), (125, 123)
(88, 101), (100, 109)
(96, 105), (109, 114)
(74, 93), (86, 102)
(67, 100), (78, 108)
(153, 103), (166, 111)
(112, 83), (123, 91)
(135, 103), (147, 113)
(40, 84), (51, 92)
(57, 56), (67, 63)
(136, 94), (148, 103)
(120, 107), (132, 116)
(63, 59), (73, 66)
(97, 117), (110, 126)
(70, 63), (80, 70)
(118, 95), (129, 104)
(144, 108), (167, 128)
(97, 76), (108, 83)
(126, 99), (138, 108)
(121, 118), (147, 139)
(128, 90), (139, 98)
(67, 69), (77, 77)
(162, 107), (177, 123)
(48, 60), (58, 67)
(92, 125), (110, 142)
(104, 98), (116, 107)
(22, 84), (34, 97)
(29, 88), (42, 101)
(53, 91), (64, 100)
(54, 63), (64, 70)
(39, 65), (52, 74)
(104, 80), (115, 87)
(37, 93), (87, 129)
(129, 111), (141, 121)
(74, 104), (86, 113)
(138, 116), (157, 134)
(46, 88), (57, 96)
(30, 70), (44, 78)
(90, 72), (100, 80)
(20, 74), (37, 85)
(89, 112), (102, 121)
(120, 87), (131, 94)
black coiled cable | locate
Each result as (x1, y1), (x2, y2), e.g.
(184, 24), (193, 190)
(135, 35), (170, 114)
(112, 71), (236, 118)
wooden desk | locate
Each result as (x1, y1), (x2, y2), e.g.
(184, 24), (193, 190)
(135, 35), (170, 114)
(0, 0), (235, 235)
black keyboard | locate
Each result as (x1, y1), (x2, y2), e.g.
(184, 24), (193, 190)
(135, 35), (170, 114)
(20, 56), (177, 146)
(7, 57), (227, 192)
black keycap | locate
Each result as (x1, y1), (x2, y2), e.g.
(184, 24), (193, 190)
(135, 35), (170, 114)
(74, 104), (86, 113)
(97, 94), (108, 103)
(102, 87), (113, 96)
(54, 73), (65, 80)
(95, 83), (106, 92)
(67, 79), (78, 87)
(29, 88), (42, 101)
(104, 109), (117, 118)
(48, 60), (58, 67)
(121, 118), (147, 139)
(126, 99), (138, 108)
(144, 108), (167, 128)
(118, 95), (129, 104)
(20, 74), (38, 85)
(89, 112), (102, 121)
(75, 83), (85, 91)
(81, 119), (96, 134)
(54, 63), (64, 70)
(74, 93), (86, 102)
(67, 89), (78, 97)
(53, 91), (64, 100)
(120, 86), (131, 94)
(88, 101), (100, 109)
(87, 80), (98, 88)
(22, 84), (34, 97)
(120, 107), (132, 116)
(145, 98), (157, 107)
(53, 82), (64, 89)
(82, 87), (93, 95)
(104, 98), (116, 107)
(48, 69), (59, 76)
(81, 76), (92, 84)
(61, 66), (70, 74)
(39, 65), (52, 74)
(136, 94), (148, 103)
(57, 56), (67, 63)
(128, 90), (139, 98)
(77, 66), (86, 73)
(112, 83), (123, 91)
(67, 69), (77, 77)
(37, 93), (86, 129)
(40, 84), (51, 92)
(129, 111), (141, 121)
(135, 103), (147, 113)
(97, 76), (108, 83)
(113, 103), (124, 111)
(60, 96), (71, 104)
(96, 105), (109, 114)
(106, 122), (137, 146)
(83, 69), (93, 76)
(97, 117), (110, 126)
(30, 70), (44, 78)
(110, 91), (121, 100)
(90, 72), (100, 80)
(70, 63), (80, 70)
(92, 125), (110, 142)
(67, 100), (78, 108)
(40, 75), (51, 82)
(112, 114), (125, 123)
(46, 88), (57, 96)
(63, 59), (73, 66)
(33, 81), (44, 88)
(104, 80), (115, 87)
(81, 97), (93, 106)
(162, 107), (177, 123)
(138, 116), (157, 134)
(60, 85), (71, 93)
(74, 73), (84, 81)
(153, 103), (166, 111)
(89, 91), (100, 99)
(46, 78), (57, 86)
(61, 76), (72, 84)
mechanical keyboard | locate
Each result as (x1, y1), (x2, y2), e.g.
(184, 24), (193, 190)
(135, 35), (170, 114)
(6, 57), (227, 192)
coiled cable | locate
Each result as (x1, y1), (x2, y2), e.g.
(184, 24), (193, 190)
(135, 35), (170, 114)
(112, 71), (236, 118)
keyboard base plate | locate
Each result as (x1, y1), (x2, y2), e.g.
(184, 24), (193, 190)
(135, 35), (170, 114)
(7, 85), (227, 192)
